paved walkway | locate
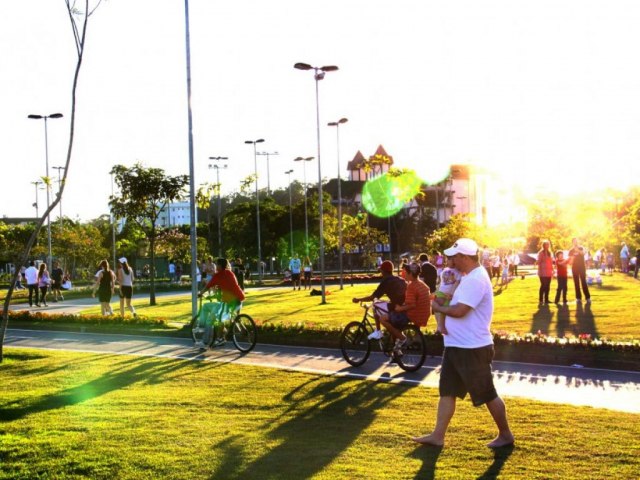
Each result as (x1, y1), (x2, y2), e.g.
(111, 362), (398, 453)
(6, 328), (640, 413)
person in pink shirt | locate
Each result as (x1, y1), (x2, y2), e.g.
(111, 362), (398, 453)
(536, 240), (554, 306)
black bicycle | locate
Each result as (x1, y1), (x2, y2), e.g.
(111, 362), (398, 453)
(339, 302), (426, 372)
(190, 293), (257, 353)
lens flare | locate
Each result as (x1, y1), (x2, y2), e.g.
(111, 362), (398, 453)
(414, 163), (452, 186)
(361, 171), (423, 218)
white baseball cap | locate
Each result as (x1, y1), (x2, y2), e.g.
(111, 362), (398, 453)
(118, 257), (127, 263)
(444, 238), (479, 257)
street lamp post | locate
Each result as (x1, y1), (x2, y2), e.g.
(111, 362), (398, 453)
(28, 112), (63, 269)
(208, 156), (228, 257)
(285, 169), (294, 257)
(327, 117), (348, 290)
(52, 165), (65, 229)
(293, 156), (314, 257)
(244, 138), (265, 282)
(294, 62), (338, 304)
(256, 151), (279, 195)
(31, 180), (44, 219)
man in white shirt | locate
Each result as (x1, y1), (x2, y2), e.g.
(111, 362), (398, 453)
(24, 261), (40, 307)
(413, 238), (514, 449)
(620, 242), (630, 273)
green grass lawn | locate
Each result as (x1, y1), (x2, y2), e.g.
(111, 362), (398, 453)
(0, 348), (638, 479)
(77, 271), (640, 341)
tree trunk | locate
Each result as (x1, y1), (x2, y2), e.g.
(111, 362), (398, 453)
(0, 2), (93, 362)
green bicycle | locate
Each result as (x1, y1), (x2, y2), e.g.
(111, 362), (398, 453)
(190, 292), (257, 353)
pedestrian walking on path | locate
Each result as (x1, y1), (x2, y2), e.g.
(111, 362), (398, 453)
(413, 238), (514, 449)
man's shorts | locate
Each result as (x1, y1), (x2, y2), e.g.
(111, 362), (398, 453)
(388, 310), (409, 329)
(439, 345), (498, 407)
(291, 273), (301, 281)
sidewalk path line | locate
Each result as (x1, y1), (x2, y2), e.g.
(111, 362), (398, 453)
(5, 328), (640, 414)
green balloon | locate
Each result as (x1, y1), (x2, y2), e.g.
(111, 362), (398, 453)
(362, 171), (422, 218)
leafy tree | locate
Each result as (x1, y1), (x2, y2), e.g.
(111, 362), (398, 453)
(156, 228), (207, 265)
(109, 163), (188, 305)
(1, 1), (102, 363)
(424, 214), (480, 254)
(341, 213), (388, 270)
(53, 220), (109, 278)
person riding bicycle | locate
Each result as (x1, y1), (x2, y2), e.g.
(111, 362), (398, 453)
(352, 260), (407, 341)
(378, 262), (431, 353)
(196, 258), (246, 349)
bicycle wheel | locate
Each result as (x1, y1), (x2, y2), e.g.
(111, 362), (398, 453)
(396, 324), (426, 372)
(340, 321), (371, 367)
(231, 313), (257, 353)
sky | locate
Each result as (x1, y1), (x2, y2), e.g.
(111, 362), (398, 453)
(3, 0), (640, 221)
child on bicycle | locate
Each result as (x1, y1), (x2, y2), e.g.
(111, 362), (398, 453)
(197, 258), (246, 349)
(378, 262), (431, 355)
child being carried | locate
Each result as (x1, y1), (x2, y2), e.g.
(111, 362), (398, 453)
(433, 256), (461, 335)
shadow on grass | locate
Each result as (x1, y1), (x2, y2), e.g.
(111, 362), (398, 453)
(530, 304), (552, 334)
(209, 375), (405, 479)
(476, 444), (515, 479)
(408, 444), (443, 480)
(0, 354), (216, 422)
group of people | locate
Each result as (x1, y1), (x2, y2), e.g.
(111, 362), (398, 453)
(91, 257), (137, 317)
(287, 253), (313, 291)
(356, 239), (514, 449)
(480, 248), (521, 286)
(21, 260), (69, 307)
(197, 257), (246, 291)
(536, 238), (593, 306)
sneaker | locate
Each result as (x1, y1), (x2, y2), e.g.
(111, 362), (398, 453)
(194, 341), (206, 350)
(388, 356), (399, 365)
(35, 304), (40, 307)
(59, 295), (64, 301)
(585, 299), (591, 305)
(393, 338), (406, 353)
(368, 330), (383, 340)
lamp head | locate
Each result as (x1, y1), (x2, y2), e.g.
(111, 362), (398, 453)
(49, 113), (63, 119)
(294, 62), (312, 71)
(28, 114), (43, 119)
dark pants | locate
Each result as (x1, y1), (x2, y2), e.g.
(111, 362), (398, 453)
(539, 276), (552, 304)
(572, 268), (590, 300)
(554, 276), (568, 304)
(28, 284), (39, 306)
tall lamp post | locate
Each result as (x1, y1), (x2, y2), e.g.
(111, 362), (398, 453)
(245, 138), (265, 282)
(31, 180), (44, 219)
(28, 112), (63, 269)
(293, 156), (314, 256)
(208, 156), (228, 257)
(285, 169), (294, 257)
(52, 165), (65, 229)
(327, 117), (348, 289)
(256, 151), (279, 195)
(294, 62), (338, 304)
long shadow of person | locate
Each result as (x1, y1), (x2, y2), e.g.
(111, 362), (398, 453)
(530, 304), (552, 334)
(210, 376), (405, 479)
(575, 302), (598, 338)
(408, 444), (443, 480)
(476, 444), (515, 479)
(555, 304), (571, 337)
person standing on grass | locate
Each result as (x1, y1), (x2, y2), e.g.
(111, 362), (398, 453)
(93, 259), (115, 316)
(568, 238), (591, 304)
(302, 256), (313, 290)
(620, 242), (630, 273)
(413, 238), (514, 449)
(536, 240), (554, 306)
(554, 250), (570, 305)
(117, 257), (137, 318)
(289, 253), (302, 291)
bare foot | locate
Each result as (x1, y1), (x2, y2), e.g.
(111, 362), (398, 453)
(411, 434), (444, 447)
(487, 434), (515, 448)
